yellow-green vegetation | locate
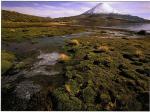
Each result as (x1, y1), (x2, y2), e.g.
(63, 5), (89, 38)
(135, 50), (143, 57)
(53, 88), (82, 110)
(68, 39), (80, 46)
(14, 62), (26, 69)
(1, 11), (85, 42)
(65, 84), (71, 93)
(1, 51), (16, 74)
(2, 22), (69, 28)
(2, 26), (85, 42)
(53, 37), (150, 111)
(59, 53), (70, 62)
(97, 45), (110, 52)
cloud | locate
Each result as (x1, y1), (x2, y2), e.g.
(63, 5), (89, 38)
(2, 6), (86, 18)
(33, 3), (40, 6)
(2, 1), (150, 19)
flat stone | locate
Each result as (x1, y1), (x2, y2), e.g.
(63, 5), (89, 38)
(14, 80), (41, 100)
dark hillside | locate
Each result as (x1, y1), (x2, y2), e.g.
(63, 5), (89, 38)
(2, 10), (52, 22)
(54, 14), (150, 26)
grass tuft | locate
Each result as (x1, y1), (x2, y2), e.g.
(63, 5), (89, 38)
(98, 45), (109, 52)
(59, 53), (70, 62)
(68, 39), (79, 46)
(135, 50), (143, 57)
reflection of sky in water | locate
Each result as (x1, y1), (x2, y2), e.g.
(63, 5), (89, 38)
(113, 23), (150, 32)
(37, 52), (60, 66)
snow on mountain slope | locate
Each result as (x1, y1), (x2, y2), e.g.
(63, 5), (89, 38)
(84, 3), (120, 14)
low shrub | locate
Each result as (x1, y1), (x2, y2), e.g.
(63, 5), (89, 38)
(59, 53), (70, 62)
(65, 84), (71, 93)
(97, 45), (109, 53)
(65, 79), (80, 95)
(135, 50), (143, 57)
(10, 29), (15, 32)
(68, 39), (79, 46)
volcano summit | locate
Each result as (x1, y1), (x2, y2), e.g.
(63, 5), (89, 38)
(84, 3), (120, 14)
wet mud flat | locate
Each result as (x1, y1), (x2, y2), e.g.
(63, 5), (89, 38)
(1, 29), (150, 110)
(2, 32), (92, 110)
(2, 51), (66, 110)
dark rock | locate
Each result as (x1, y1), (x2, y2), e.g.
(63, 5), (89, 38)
(136, 68), (150, 77)
(119, 69), (134, 79)
(123, 53), (138, 61)
(131, 61), (143, 66)
(22, 29), (28, 32)
(136, 91), (149, 110)
(83, 54), (89, 60)
(102, 60), (111, 67)
(137, 30), (146, 35)
(67, 49), (75, 53)
(118, 64), (128, 70)
(93, 60), (100, 65)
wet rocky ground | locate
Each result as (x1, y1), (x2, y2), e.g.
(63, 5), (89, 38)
(1, 51), (65, 110)
(1, 29), (150, 110)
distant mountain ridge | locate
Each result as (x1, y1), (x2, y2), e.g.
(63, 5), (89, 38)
(2, 3), (150, 26)
(81, 13), (146, 22)
(82, 3), (147, 23)
(54, 3), (149, 27)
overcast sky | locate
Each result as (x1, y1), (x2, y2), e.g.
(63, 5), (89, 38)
(2, 1), (150, 19)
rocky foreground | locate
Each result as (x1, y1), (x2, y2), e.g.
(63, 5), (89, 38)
(1, 29), (150, 111)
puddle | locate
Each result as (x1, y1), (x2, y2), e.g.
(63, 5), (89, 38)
(37, 52), (60, 66)
(2, 32), (92, 57)
(24, 52), (62, 78)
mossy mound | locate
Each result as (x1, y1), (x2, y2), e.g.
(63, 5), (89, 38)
(1, 51), (16, 74)
(52, 37), (150, 111)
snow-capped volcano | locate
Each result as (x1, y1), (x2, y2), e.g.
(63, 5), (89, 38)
(84, 3), (120, 14)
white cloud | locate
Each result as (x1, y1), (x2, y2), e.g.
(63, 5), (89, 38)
(2, 6), (86, 18)
(2, 2), (150, 19)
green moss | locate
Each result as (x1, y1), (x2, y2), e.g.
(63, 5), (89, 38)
(15, 62), (26, 69)
(2, 25), (85, 42)
(65, 79), (80, 95)
(1, 51), (16, 74)
(86, 103), (97, 111)
(2, 51), (15, 61)
(82, 86), (96, 103)
(53, 88), (82, 110)
(1, 60), (13, 74)
(62, 37), (149, 110)
(100, 93), (111, 103)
